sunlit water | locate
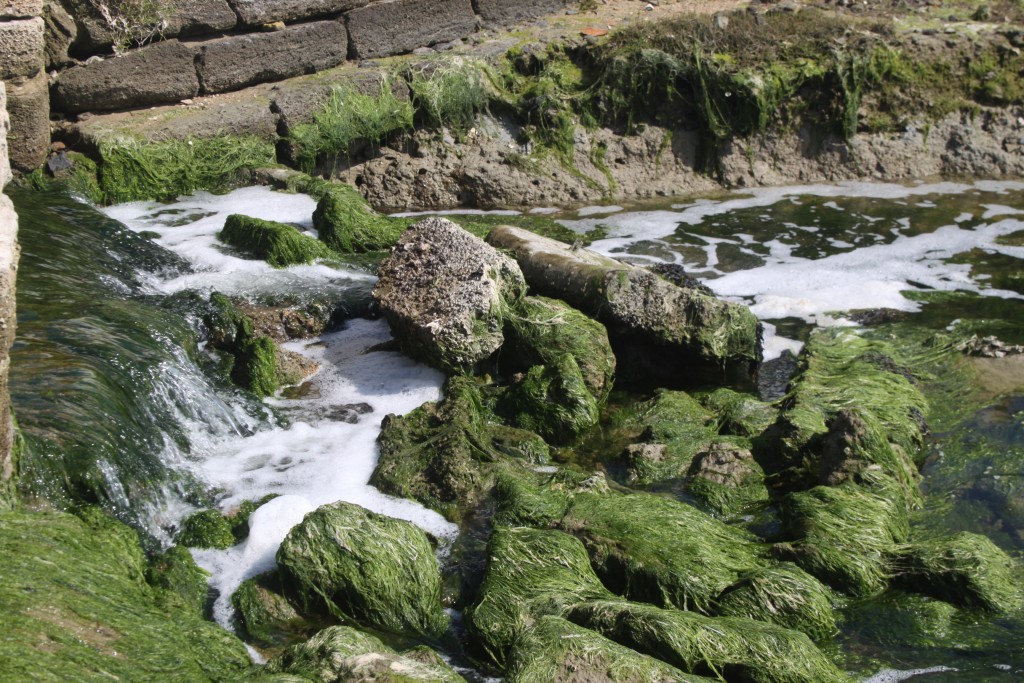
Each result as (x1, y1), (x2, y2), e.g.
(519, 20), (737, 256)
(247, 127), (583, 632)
(10, 179), (1024, 680)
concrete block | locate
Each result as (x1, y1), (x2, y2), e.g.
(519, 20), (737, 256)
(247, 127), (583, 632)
(230, 0), (368, 25)
(0, 17), (45, 80)
(346, 0), (477, 60)
(197, 20), (348, 94)
(52, 39), (200, 113)
(473, 0), (565, 27)
(0, 0), (43, 19)
(6, 72), (49, 172)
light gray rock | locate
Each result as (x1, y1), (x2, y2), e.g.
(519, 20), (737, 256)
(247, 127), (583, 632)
(5, 72), (49, 172)
(0, 0), (42, 19)
(346, 0), (477, 60)
(0, 82), (10, 187)
(197, 20), (348, 94)
(373, 217), (526, 373)
(473, 0), (565, 27)
(0, 17), (45, 80)
(52, 39), (200, 112)
(231, 0), (368, 25)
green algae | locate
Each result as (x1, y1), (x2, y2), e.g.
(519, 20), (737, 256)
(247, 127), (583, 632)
(888, 532), (1022, 612)
(685, 443), (770, 517)
(568, 599), (851, 683)
(492, 466), (575, 529)
(97, 134), (275, 204)
(276, 501), (448, 639)
(148, 545), (211, 617)
(311, 184), (411, 253)
(219, 214), (335, 268)
(406, 56), (491, 133)
(0, 510), (251, 682)
(265, 625), (466, 683)
(232, 570), (315, 651)
(714, 563), (838, 642)
(841, 592), (957, 649)
(465, 526), (615, 669)
(505, 615), (710, 683)
(560, 492), (767, 613)
(234, 335), (279, 398)
(177, 508), (236, 549)
(698, 387), (778, 439)
(501, 354), (601, 445)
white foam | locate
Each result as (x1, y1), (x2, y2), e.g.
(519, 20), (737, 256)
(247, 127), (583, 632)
(577, 205), (624, 216)
(862, 666), (957, 682)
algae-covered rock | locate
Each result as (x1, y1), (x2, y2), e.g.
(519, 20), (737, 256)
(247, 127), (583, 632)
(487, 226), (762, 378)
(232, 570), (311, 649)
(559, 492), (767, 613)
(0, 510), (250, 682)
(501, 354), (600, 445)
(312, 184), (410, 253)
(504, 295), (616, 402)
(465, 526), (615, 669)
(505, 615), (709, 683)
(265, 625), (466, 683)
(492, 466), (574, 528)
(569, 599), (850, 683)
(374, 217), (527, 373)
(147, 545), (210, 618)
(698, 387), (778, 438)
(842, 592), (957, 648)
(373, 376), (548, 522)
(616, 389), (718, 485)
(177, 508), (236, 549)
(234, 334), (279, 397)
(685, 443), (769, 516)
(776, 483), (908, 597)
(714, 563), (837, 642)
(219, 214), (334, 268)
(276, 501), (447, 638)
(888, 531), (1022, 612)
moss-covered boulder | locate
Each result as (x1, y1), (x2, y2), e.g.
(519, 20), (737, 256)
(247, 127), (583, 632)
(500, 354), (600, 445)
(492, 466), (597, 528)
(232, 570), (313, 649)
(776, 482), (908, 597)
(504, 295), (616, 403)
(559, 492), (768, 613)
(177, 508), (236, 549)
(841, 592), (958, 648)
(685, 443), (769, 516)
(219, 214), (335, 268)
(276, 501), (448, 638)
(465, 526), (615, 669)
(202, 292), (282, 398)
(568, 600), (850, 683)
(505, 615), (710, 683)
(372, 376), (548, 522)
(698, 387), (778, 438)
(487, 226), (762, 380)
(0, 511), (251, 682)
(265, 625), (466, 683)
(713, 563), (837, 642)
(373, 217), (526, 373)
(312, 185), (410, 253)
(888, 532), (1022, 612)
(147, 545), (211, 618)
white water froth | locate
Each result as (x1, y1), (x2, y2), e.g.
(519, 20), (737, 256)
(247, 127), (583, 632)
(863, 666), (957, 682)
(103, 187), (456, 629)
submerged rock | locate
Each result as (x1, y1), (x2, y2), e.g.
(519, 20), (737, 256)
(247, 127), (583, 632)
(265, 625), (466, 683)
(374, 217), (526, 373)
(276, 501), (448, 638)
(486, 226), (762, 381)
(219, 213), (334, 267)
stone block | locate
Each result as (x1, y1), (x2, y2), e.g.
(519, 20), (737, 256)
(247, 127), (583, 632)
(43, 0), (76, 68)
(271, 65), (409, 131)
(197, 20), (348, 94)
(52, 39), (200, 113)
(59, 0), (113, 56)
(472, 0), (565, 27)
(230, 0), (368, 25)
(167, 0), (238, 36)
(6, 72), (49, 172)
(0, 82), (9, 187)
(0, 17), (45, 80)
(0, 0), (43, 19)
(346, 0), (477, 60)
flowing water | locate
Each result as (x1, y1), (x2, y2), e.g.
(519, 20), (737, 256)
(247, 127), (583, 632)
(8, 179), (1024, 680)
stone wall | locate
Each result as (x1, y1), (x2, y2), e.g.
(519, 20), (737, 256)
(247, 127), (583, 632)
(46, 0), (568, 115)
(0, 81), (20, 508)
(1, 0), (48, 172)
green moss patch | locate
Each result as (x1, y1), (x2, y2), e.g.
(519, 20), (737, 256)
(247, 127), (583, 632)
(888, 532), (1022, 612)
(311, 185), (411, 253)
(0, 510), (251, 682)
(219, 214), (335, 268)
(568, 599), (850, 683)
(466, 526), (615, 669)
(406, 56), (491, 133)
(276, 501), (448, 638)
(560, 492), (768, 613)
(97, 134), (275, 204)
(714, 563), (837, 642)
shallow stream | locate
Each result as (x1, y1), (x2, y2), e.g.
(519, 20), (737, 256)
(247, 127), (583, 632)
(9, 178), (1024, 680)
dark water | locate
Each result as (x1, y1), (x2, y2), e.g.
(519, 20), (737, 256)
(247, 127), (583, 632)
(8, 181), (1024, 680)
